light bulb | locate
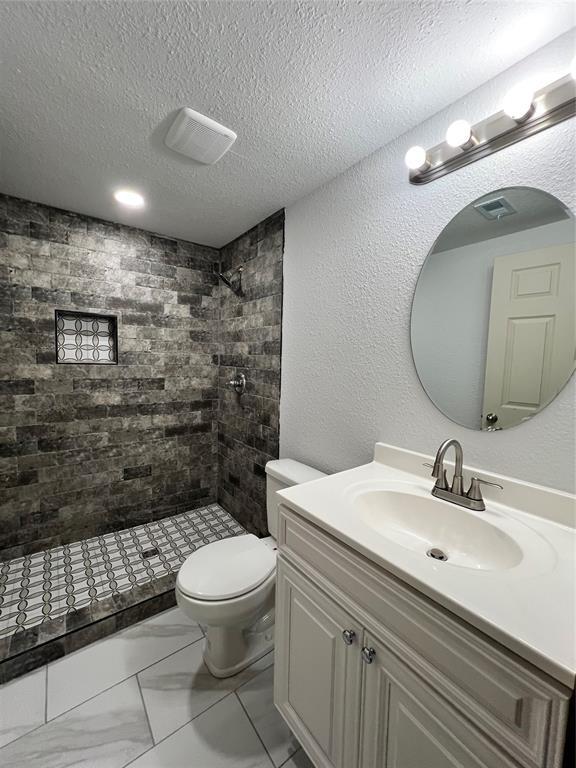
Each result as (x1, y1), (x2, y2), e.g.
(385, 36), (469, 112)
(503, 84), (535, 121)
(114, 189), (145, 208)
(445, 120), (474, 149)
(404, 146), (429, 171)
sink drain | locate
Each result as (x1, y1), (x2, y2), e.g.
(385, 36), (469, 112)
(427, 547), (448, 562)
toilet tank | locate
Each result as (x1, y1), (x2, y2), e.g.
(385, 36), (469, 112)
(265, 459), (326, 538)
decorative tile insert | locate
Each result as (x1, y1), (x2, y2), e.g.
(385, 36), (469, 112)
(55, 310), (118, 364)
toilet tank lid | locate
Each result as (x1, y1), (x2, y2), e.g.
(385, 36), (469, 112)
(265, 458), (326, 486)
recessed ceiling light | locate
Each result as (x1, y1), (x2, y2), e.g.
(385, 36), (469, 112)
(114, 189), (145, 208)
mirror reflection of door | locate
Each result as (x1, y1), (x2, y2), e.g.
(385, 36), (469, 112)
(482, 245), (575, 431)
(410, 187), (576, 432)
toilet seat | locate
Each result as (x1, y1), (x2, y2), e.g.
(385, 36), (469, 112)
(177, 534), (276, 601)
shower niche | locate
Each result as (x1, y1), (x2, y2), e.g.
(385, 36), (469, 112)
(55, 310), (118, 365)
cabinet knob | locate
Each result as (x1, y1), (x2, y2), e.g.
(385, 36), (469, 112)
(342, 629), (356, 645)
(361, 646), (376, 664)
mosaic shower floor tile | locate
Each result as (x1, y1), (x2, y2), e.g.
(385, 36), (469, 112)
(0, 504), (245, 642)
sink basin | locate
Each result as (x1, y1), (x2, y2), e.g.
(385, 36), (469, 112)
(349, 484), (526, 571)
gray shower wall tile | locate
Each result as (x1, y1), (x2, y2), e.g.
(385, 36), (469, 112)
(0, 194), (284, 556)
(0, 194), (221, 558)
(217, 210), (284, 536)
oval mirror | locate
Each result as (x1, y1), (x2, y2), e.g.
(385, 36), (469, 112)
(411, 187), (575, 431)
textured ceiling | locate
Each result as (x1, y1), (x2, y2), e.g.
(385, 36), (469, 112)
(0, 1), (574, 247)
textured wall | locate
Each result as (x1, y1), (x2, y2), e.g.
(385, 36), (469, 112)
(281, 33), (576, 492)
(217, 211), (284, 535)
(0, 195), (220, 558)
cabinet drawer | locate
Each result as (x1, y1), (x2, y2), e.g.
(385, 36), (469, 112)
(278, 505), (570, 768)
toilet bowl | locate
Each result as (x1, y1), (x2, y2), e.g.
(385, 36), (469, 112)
(175, 459), (326, 678)
(176, 534), (277, 677)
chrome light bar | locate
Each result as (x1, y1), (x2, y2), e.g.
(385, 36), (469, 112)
(408, 74), (576, 185)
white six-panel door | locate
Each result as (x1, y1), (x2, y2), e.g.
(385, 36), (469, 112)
(482, 244), (575, 430)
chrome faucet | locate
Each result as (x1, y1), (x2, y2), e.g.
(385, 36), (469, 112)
(426, 439), (502, 511)
(432, 438), (464, 495)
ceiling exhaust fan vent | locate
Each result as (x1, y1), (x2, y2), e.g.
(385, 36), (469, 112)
(164, 108), (237, 165)
(474, 196), (517, 221)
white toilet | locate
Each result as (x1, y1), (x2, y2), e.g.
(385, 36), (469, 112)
(175, 458), (326, 678)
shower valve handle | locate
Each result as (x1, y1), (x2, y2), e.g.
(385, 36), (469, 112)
(229, 373), (247, 395)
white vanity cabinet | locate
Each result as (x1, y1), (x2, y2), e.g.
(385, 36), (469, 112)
(275, 561), (362, 768)
(274, 505), (572, 768)
(358, 630), (520, 768)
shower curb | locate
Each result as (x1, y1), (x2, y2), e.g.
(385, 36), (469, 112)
(0, 574), (176, 684)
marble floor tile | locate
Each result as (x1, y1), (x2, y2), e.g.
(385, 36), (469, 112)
(0, 666), (46, 748)
(47, 607), (203, 719)
(0, 676), (152, 768)
(279, 749), (314, 768)
(138, 640), (274, 743)
(237, 666), (300, 766)
(129, 693), (273, 768)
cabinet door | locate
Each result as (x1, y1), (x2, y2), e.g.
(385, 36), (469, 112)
(275, 558), (362, 768)
(359, 633), (518, 768)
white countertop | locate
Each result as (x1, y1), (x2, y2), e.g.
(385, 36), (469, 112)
(277, 443), (576, 689)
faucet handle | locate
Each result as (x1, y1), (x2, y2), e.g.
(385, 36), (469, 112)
(424, 463), (448, 490)
(467, 476), (503, 501)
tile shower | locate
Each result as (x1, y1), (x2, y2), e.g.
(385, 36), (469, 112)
(0, 194), (283, 681)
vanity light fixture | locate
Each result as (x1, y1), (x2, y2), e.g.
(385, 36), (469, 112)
(114, 189), (145, 208)
(404, 145), (429, 171)
(408, 71), (576, 184)
(502, 83), (535, 122)
(445, 120), (476, 150)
